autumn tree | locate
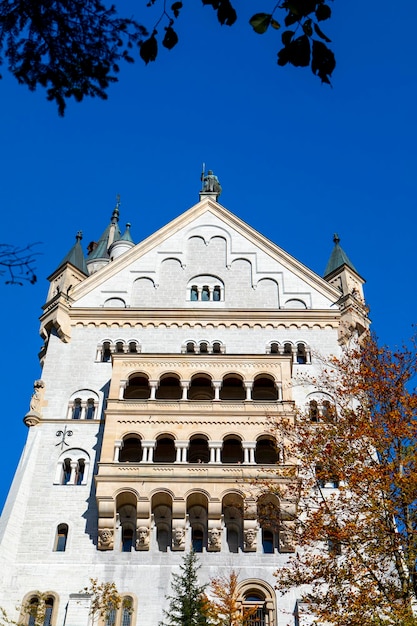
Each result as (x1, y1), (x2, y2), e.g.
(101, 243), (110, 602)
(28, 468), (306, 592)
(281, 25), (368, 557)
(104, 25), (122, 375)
(0, 243), (38, 285)
(0, 0), (335, 115)
(81, 578), (123, 626)
(1, 593), (53, 626)
(270, 333), (417, 626)
(206, 570), (258, 626)
(160, 550), (209, 626)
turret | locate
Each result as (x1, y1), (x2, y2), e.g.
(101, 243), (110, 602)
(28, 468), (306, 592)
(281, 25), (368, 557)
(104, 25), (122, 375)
(109, 223), (135, 260)
(86, 198), (122, 274)
(324, 234), (370, 341)
(40, 232), (88, 344)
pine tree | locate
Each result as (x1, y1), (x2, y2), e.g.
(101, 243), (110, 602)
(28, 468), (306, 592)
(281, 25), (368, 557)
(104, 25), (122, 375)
(160, 551), (209, 626)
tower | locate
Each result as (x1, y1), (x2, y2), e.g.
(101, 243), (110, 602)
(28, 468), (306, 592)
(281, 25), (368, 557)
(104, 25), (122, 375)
(0, 177), (370, 625)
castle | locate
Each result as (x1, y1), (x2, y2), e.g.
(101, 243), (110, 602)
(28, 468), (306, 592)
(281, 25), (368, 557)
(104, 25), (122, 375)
(0, 175), (369, 625)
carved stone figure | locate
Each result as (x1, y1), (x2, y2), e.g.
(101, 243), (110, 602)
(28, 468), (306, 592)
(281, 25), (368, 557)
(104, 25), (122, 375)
(244, 527), (257, 551)
(98, 528), (114, 550)
(279, 522), (296, 553)
(202, 170), (222, 195)
(207, 527), (221, 551)
(172, 527), (185, 550)
(29, 379), (45, 413)
(136, 526), (150, 550)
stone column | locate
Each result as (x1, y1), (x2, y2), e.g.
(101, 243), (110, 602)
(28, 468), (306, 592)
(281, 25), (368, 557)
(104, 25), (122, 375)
(69, 461), (78, 485)
(149, 381), (158, 400)
(208, 441), (222, 463)
(175, 441), (189, 463)
(212, 381), (222, 401)
(242, 442), (256, 464)
(180, 381), (190, 400)
(244, 382), (253, 401)
(114, 440), (123, 462)
(275, 381), (283, 401)
(119, 380), (127, 400)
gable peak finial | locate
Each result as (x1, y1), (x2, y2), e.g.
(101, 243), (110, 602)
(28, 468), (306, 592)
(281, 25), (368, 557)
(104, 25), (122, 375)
(333, 233), (340, 245)
(200, 166), (222, 200)
(76, 231), (83, 242)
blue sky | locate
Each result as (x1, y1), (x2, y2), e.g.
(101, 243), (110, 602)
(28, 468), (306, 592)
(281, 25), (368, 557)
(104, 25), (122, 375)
(1, 0), (416, 511)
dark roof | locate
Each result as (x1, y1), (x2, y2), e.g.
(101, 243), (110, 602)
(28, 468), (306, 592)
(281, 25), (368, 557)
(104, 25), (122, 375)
(324, 234), (359, 277)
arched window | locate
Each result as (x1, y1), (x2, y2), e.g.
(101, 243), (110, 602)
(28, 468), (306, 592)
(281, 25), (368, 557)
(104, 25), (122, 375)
(223, 495), (243, 553)
(102, 341), (112, 362)
(154, 436), (176, 463)
(270, 342), (279, 354)
(71, 398), (82, 420)
(322, 400), (335, 422)
(199, 342), (208, 353)
(221, 437), (243, 463)
(156, 375), (182, 400)
(104, 597), (135, 626)
(188, 501), (208, 552)
(25, 596), (56, 626)
(190, 285), (198, 301)
(186, 341), (196, 353)
(116, 496), (137, 553)
(296, 343), (308, 364)
(220, 375), (245, 400)
(213, 285), (221, 301)
(58, 455), (87, 486)
(243, 594), (267, 626)
(252, 376), (278, 401)
(201, 286), (210, 301)
(188, 437), (209, 463)
(124, 375), (150, 400)
(54, 524), (68, 552)
(85, 398), (96, 420)
(188, 376), (214, 400)
(237, 581), (276, 626)
(212, 341), (222, 354)
(128, 341), (138, 354)
(283, 342), (293, 357)
(115, 341), (124, 354)
(120, 437), (142, 462)
(309, 400), (319, 422)
(255, 438), (279, 464)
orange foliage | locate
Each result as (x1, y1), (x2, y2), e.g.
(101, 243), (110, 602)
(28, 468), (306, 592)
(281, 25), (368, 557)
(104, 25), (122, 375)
(207, 571), (258, 626)
(272, 334), (417, 626)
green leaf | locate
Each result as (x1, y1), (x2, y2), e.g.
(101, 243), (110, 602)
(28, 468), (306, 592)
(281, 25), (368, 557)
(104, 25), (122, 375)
(302, 18), (313, 36)
(315, 3), (331, 21)
(162, 25), (178, 49)
(314, 22), (331, 43)
(281, 30), (294, 46)
(249, 13), (271, 34)
(171, 2), (183, 18)
(140, 34), (158, 64)
(311, 39), (335, 82)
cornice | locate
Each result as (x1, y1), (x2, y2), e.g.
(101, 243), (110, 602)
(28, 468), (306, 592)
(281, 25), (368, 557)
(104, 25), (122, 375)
(69, 307), (340, 331)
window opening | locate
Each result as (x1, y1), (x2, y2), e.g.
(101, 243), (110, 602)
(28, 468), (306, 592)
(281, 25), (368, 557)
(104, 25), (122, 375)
(115, 342), (124, 354)
(54, 524), (68, 552)
(76, 459), (85, 484)
(102, 342), (111, 362)
(212, 342), (221, 354)
(192, 528), (204, 552)
(186, 342), (195, 353)
(122, 528), (134, 552)
(270, 342), (279, 354)
(213, 286), (221, 301)
(86, 399), (95, 420)
(72, 398), (82, 420)
(201, 286), (210, 301)
(62, 459), (71, 485)
(199, 342), (208, 353)
(309, 400), (319, 422)
(190, 285), (198, 301)
(262, 529), (274, 553)
(296, 344), (307, 364)
(128, 342), (137, 353)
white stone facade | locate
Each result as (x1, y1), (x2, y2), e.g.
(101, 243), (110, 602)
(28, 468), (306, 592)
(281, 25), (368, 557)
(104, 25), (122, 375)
(0, 194), (369, 626)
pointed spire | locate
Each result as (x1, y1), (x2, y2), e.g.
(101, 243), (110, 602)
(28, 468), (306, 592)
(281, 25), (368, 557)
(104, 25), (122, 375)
(324, 233), (359, 278)
(57, 231), (88, 275)
(87, 196), (122, 261)
(120, 223), (134, 243)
